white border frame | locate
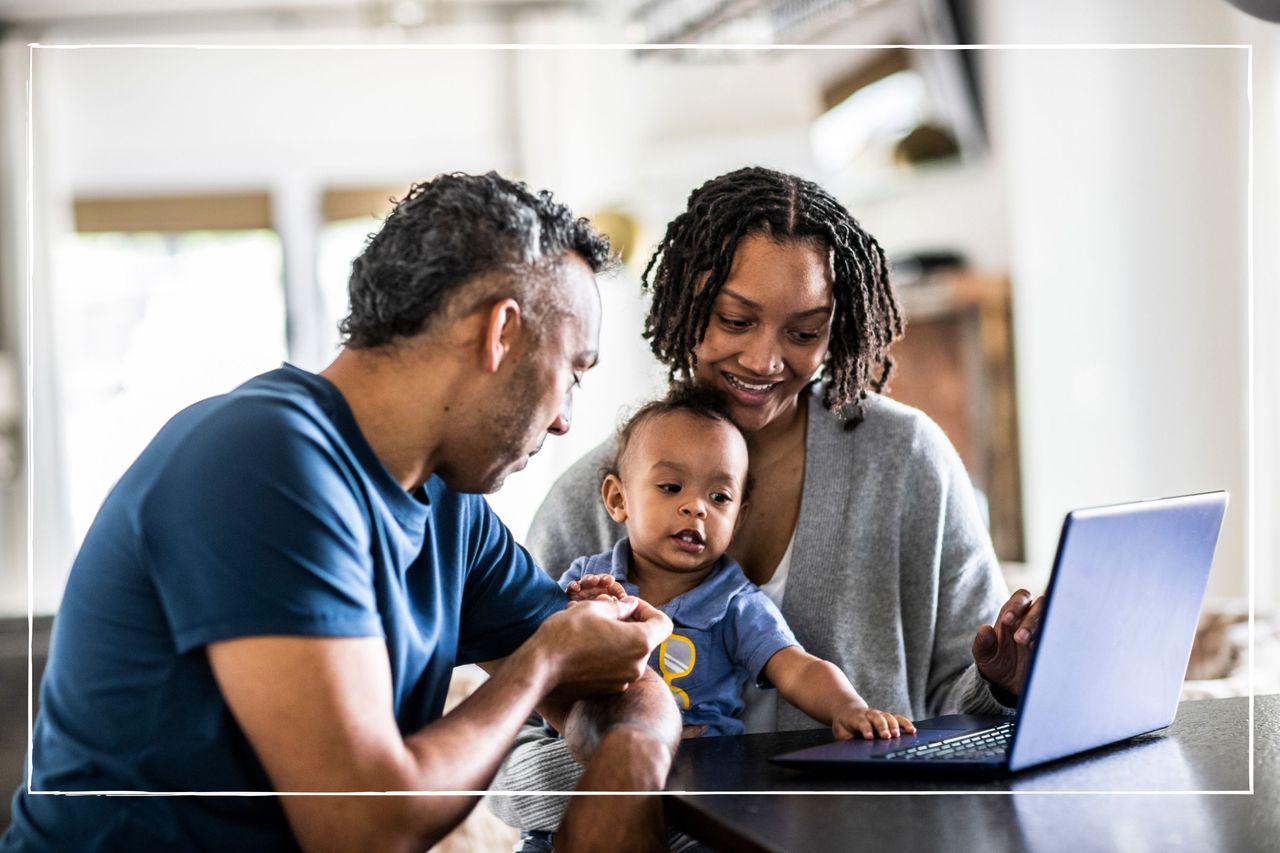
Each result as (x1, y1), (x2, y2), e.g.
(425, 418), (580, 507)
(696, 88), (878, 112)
(23, 41), (1255, 800)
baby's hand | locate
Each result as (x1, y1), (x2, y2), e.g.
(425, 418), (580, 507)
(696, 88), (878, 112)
(565, 573), (627, 604)
(831, 702), (917, 740)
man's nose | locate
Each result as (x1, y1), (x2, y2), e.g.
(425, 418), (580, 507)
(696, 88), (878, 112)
(548, 395), (573, 436)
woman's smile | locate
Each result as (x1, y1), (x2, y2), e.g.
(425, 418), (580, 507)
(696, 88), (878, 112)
(720, 370), (783, 405)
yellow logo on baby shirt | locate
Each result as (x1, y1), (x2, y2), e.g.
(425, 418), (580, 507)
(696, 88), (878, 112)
(657, 633), (696, 709)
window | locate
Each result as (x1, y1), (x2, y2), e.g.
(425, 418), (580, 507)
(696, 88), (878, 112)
(55, 199), (287, 545)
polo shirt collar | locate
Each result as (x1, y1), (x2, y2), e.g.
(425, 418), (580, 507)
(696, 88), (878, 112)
(604, 537), (753, 631)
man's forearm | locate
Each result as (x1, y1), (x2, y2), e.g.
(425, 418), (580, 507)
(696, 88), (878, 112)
(561, 668), (681, 774)
(209, 635), (562, 853)
(312, 640), (560, 851)
(401, 643), (558, 793)
(554, 671), (681, 853)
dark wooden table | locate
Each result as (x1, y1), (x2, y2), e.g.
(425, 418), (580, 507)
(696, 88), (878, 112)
(665, 695), (1276, 852)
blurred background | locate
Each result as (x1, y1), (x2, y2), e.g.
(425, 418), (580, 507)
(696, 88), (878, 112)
(0, 0), (1275, 844)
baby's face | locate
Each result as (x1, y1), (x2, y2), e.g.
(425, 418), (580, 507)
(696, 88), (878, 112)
(609, 411), (749, 574)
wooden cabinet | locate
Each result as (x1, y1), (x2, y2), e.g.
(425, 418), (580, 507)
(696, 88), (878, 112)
(887, 271), (1024, 561)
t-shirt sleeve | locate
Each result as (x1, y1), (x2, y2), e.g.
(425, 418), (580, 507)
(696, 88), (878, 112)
(725, 589), (799, 689)
(144, 398), (384, 654)
(455, 493), (568, 665)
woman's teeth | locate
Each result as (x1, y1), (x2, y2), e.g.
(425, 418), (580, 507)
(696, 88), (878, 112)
(724, 373), (776, 393)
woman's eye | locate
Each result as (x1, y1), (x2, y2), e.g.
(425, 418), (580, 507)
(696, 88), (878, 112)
(658, 483), (681, 494)
(790, 330), (821, 344)
(719, 315), (751, 331)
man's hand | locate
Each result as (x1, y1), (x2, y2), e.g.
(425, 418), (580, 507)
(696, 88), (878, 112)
(565, 573), (627, 604)
(831, 700), (916, 741)
(519, 599), (679, 853)
(972, 588), (1046, 700)
(532, 595), (672, 711)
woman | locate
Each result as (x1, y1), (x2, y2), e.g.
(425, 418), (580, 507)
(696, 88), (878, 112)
(491, 166), (1042, 836)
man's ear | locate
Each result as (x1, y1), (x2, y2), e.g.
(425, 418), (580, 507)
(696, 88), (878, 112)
(601, 473), (628, 523)
(479, 298), (523, 374)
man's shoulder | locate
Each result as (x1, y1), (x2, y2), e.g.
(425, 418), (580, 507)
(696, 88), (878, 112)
(169, 366), (335, 445)
(126, 368), (373, 529)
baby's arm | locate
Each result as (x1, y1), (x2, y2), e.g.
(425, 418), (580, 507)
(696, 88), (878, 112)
(565, 573), (627, 604)
(763, 647), (917, 740)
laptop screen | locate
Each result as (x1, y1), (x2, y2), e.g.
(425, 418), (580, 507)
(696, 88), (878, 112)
(1007, 492), (1228, 771)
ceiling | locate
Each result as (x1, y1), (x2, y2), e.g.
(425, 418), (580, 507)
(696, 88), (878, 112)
(0, 0), (587, 28)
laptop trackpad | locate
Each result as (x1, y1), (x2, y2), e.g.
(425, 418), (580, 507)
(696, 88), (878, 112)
(771, 714), (1009, 763)
(774, 728), (971, 762)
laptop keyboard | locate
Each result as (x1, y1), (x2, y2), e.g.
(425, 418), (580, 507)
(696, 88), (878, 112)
(879, 721), (1015, 761)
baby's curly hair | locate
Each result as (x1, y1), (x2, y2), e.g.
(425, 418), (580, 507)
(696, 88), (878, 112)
(606, 383), (752, 502)
(641, 166), (904, 428)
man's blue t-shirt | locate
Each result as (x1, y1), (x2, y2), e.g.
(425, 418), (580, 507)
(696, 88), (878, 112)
(2, 365), (567, 852)
(560, 538), (796, 737)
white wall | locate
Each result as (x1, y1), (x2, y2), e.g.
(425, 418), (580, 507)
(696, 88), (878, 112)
(1, 1), (1272, 614)
(995, 45), (1249, 599)
(836, 2), (1259, 606)
(976, 0), (1271, 605)
(12, 33), (831, 610)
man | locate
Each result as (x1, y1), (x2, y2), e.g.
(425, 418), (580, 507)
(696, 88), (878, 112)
(2, 172), (681, 852)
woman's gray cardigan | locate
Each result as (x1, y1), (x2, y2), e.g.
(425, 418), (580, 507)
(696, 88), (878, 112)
(488, 388), (1012, 830)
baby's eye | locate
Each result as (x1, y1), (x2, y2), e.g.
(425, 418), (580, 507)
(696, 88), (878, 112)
(710, 492), (732, 505)
(657, 483), (681, 494)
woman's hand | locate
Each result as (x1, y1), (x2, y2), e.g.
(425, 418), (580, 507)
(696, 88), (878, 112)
(971, 588), (1046, 701)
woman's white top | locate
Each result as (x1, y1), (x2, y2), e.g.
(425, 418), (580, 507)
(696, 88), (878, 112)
(738, 531), (795, 734)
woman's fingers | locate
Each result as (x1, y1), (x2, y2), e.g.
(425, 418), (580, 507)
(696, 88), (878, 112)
(1014, 595), (1046, 645)
(998, 588), (1035, 636)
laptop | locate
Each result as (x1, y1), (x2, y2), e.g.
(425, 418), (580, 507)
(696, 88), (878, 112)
(772, 491), (1229, 775)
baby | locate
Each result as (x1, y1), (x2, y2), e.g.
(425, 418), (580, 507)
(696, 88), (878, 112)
(562, 384), (915, 741)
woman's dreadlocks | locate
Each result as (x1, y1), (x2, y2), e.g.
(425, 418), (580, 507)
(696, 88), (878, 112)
(641, 166), (904, 428)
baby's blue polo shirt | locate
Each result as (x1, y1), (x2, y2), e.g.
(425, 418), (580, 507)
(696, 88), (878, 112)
(561, 538), (797, 736)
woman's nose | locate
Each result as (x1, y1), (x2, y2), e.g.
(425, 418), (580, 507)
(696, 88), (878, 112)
(738, 332), (782, 376)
